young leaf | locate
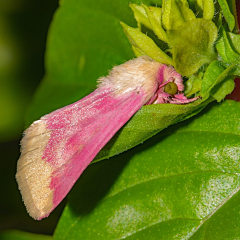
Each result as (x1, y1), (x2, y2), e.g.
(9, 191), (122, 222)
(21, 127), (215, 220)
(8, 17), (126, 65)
(185, 74), (203, 97)
(211, 77), (235, 102)
(217, 0), (235, 31)
(120, 21), (173, 64)
(142, 4), (169, 43)
(203, 0), (215, 20)
(228, 31), (240, 54)
(216, 26), (240, 64)
(168, 19), (218, 76)
(200, 60), (228, 99)
(129, 4), (151, 30)
(162, 0), (196, 30)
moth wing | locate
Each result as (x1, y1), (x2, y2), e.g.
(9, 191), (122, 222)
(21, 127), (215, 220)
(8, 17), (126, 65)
(16, 88), (145, 220)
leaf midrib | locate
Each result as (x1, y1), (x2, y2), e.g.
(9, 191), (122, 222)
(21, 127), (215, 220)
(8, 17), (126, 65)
(188, 184), (240, 239)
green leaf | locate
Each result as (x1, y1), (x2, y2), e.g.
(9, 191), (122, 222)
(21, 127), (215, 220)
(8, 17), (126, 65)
(228, 31), (240, 54)
(162, 0), (196, 30)
(129, 4), (152, 30)
(130, 3), (169, 44)
(142, 4), (169, 43)
(200, 60), (225, 97)
(0, 230), (52, 240)
(185, 73), (203, 97)
(193, 0), (215, 20)
(227, 0), (239, 33)
(54, 100), (240, 239)
(203, 0), (215, 20)
(168, 18), (218, 76)
(120, 21), (173, 64)
(216, 26), (240, 64)
(200, 60), (237, 101)
(217, 0), (235, 31)
(211, 77), (235, 102)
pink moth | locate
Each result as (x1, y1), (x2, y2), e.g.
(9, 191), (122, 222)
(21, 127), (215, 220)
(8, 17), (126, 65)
(16, 56), (198, 220)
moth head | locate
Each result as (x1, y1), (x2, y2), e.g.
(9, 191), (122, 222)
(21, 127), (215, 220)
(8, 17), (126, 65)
(160, 65), (185, 92)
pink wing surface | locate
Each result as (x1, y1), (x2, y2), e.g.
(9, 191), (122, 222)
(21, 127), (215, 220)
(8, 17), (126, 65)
(16, 87), (147, 220)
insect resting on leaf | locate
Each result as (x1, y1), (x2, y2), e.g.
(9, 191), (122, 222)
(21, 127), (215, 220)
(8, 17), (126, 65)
(16, 56), (198, 220)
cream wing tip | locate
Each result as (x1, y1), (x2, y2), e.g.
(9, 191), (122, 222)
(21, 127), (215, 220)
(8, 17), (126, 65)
(16, 119), (54, 220)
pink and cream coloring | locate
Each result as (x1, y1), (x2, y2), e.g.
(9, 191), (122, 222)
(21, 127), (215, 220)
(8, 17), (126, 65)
(16, 56), (198, 220)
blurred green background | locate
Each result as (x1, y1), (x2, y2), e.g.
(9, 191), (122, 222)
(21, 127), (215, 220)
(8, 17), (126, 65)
(0, 0), (64, 235)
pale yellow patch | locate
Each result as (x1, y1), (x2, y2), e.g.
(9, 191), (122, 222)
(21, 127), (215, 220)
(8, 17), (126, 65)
(16, 120), (54, 220)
